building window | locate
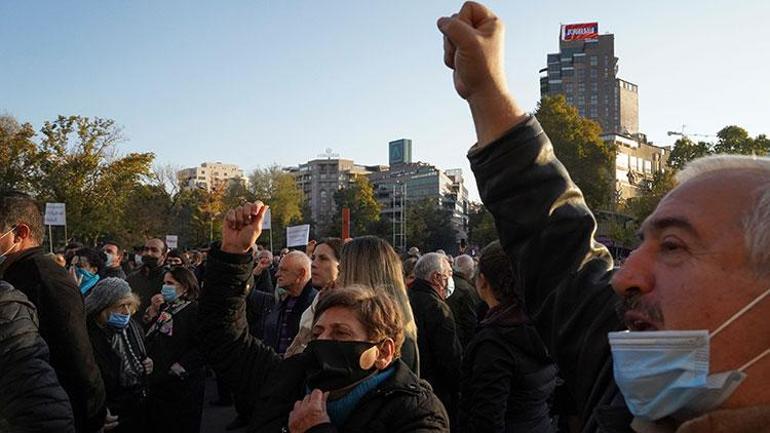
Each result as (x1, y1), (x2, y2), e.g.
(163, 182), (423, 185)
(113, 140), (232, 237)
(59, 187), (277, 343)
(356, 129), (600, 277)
(578, 82), (585, 94)
(565, 83), (573, 93)
(590, 95), (598, 105)
(590, 55), (598, 66)
(590, 69), (597, 79)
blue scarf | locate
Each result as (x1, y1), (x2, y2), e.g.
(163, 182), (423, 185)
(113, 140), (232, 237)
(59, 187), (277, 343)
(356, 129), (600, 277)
(323, 365), (396, 428)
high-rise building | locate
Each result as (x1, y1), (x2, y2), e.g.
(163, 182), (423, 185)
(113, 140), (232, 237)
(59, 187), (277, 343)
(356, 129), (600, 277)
(540, 22), (638, 135)
(287, 158), (386, 231)
(388, 139), (413, 166)
(177, 162), (247, 191)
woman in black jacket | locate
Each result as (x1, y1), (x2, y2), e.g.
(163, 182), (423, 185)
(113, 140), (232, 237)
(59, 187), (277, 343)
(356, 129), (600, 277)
(459, 241), (557, 433)
(199, 202), (449, 433)
(85, 278), (153, 433)
(144, 266), (205, 433)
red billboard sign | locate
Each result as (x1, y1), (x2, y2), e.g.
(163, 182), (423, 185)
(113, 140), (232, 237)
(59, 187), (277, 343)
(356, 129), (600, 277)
(561, 22), (599, 41)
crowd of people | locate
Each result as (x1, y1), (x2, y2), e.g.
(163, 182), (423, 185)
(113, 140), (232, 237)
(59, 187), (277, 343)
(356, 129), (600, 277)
(1, 2), (768, 433)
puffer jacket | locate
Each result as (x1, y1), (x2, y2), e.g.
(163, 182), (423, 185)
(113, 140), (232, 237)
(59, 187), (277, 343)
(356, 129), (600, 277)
(468, 116), (630, 433)
(1, 247), (107, 433)
(0, 280), (75, 432)
(198, 244), (449, 433)
(459, 303), (557, 433)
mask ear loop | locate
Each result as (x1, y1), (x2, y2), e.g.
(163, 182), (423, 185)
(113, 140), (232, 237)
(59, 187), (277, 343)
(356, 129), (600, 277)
(710, 288), (770, 338)
(709, 288), (770, 373)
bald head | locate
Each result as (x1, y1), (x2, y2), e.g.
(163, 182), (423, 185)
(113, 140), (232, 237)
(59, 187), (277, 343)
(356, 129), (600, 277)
(276, 250), (312, 295)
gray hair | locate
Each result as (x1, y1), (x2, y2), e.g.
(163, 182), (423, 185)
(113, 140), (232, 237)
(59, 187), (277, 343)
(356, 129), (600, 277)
(414, 252), (447, 280)
(453, 254), (475, 279)
(677, 154), (770, 278)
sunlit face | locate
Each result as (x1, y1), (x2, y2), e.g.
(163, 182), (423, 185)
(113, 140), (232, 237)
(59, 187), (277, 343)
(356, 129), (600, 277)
(311, 306), (369, 341)
(163, 273), (186, 297)
(610, 171), (770, 373)
(276, 256), (303, 291)
(311, 243), (339, 288)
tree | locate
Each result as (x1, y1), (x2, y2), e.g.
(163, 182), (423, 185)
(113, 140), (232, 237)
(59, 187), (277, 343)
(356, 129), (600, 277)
(35, 115), (154, 245)
(0, 115), (42, 192)
(667, 137), (710, 170)
(535, 95), (616, 210)
(330, 176), (382, 238)
(405, 198), (457, 253)
(249, 166), (303, 248)
(121, 183), (172, 247)
(467, 203), (497, 249)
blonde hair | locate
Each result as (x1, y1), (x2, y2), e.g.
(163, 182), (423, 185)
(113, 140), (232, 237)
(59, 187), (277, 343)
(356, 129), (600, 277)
(338, 236), (417, 339)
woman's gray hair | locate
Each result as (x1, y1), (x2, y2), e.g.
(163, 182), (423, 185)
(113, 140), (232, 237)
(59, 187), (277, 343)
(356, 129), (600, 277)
(677, 154), (770, 278)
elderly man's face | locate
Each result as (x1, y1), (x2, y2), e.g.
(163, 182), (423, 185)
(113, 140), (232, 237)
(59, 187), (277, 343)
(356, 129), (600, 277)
(611, 171), (769, 374)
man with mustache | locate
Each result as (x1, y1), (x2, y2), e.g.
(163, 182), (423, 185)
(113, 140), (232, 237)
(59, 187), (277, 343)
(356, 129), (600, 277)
(439, 2), (769, 432)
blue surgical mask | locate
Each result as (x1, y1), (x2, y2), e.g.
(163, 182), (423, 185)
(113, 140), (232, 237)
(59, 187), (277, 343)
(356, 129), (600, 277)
(609, 287), (770, 421)
(106, 312), (131, 329)
(76, 267), (100, 295)
(445, 274), (455, 298)
(161, 284), (178, 302)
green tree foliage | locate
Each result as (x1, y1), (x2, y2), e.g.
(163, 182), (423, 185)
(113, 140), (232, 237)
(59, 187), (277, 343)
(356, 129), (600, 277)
(0, 115), (43, 192)
(667, 137), (711, 170)
(330, 176), (382, 238)
(622, 169), (676, 227)
(669, 126), (769, 170)
(535, 95), (616, 210)
(405, 198), (457, 253)
(35, 116), (154, 245)
(249, 165), (303, 248)
(467, 203), (497, 249)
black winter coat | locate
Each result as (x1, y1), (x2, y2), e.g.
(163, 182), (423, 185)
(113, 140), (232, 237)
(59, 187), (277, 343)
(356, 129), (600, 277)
(407, 278), (463, 413)
(145, 300), (204, 385)
(198, 244), (450, 433)
(446, 274), (483, 348)
(126, 264), (165, 316)
(459, 303), (557, 433)
(0, 281), (75, 433)
(468, 116), (632, 433)
(0, 247), (106, 433)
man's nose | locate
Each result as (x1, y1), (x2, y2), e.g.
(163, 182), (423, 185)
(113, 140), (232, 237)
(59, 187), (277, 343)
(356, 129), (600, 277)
(610, 246), (655, 297)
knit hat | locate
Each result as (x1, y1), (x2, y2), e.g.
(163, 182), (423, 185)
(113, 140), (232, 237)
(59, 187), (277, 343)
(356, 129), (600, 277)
(85, 277), (132, 317)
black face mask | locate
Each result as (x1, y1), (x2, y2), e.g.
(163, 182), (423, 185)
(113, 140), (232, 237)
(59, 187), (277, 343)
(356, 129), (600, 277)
(305, 339), (380, 392)
(142, 256), (161, 269)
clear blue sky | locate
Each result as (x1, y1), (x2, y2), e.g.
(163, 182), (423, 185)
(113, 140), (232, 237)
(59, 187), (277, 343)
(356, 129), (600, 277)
(2, 0), (769, 201)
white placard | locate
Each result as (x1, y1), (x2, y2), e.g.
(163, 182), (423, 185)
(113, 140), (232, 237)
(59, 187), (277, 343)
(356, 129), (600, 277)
(286, 224), (310, 247)
(261, 208), (272, 230)
(165, 235), (178, 250)
(44, 203), (67, 226)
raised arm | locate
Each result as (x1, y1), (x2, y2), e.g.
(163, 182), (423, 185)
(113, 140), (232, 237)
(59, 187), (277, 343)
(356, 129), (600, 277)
(198, 202), (283, 404)
(439, 1), (622, 419)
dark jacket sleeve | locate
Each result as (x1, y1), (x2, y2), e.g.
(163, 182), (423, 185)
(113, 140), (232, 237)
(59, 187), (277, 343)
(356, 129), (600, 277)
(36, 259), (107, 433)
(459, 338), (513, 433)
(198, 243), (283, 406)
(427, 298), (463, 392)
(0, 284), (75, 433)
(175, 303), (205, 372)
(468, 116), (622, 421)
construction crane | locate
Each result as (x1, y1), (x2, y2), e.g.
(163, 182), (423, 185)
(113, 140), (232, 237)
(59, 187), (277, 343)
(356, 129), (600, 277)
(666, 125), (716, 139)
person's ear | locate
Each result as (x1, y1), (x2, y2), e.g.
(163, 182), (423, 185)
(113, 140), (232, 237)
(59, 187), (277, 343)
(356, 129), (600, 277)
(373, 339), (395, 370)
(13, 224), (31, 241)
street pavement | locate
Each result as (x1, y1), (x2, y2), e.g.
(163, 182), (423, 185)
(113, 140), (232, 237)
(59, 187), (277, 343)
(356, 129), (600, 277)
(200, 376), (246, 433)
